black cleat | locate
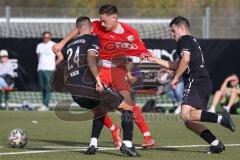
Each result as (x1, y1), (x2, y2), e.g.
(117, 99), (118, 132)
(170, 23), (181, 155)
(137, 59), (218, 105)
(220, 109), (235, 132)
(207, 141), (225, 154)
(120, 144), (140, 157)
(85, 145), (97, 155)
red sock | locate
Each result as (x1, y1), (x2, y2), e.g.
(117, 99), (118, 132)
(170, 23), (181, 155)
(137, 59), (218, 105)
(132, 105), (150, 135)
(104, 114), (114, 129)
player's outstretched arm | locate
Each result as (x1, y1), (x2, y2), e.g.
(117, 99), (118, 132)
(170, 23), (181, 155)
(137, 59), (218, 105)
(147, 54), (179, 70)
(52, 28), (78, 52)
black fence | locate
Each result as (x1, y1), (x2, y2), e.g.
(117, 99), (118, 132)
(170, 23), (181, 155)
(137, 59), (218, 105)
(0, 38), (239, 91)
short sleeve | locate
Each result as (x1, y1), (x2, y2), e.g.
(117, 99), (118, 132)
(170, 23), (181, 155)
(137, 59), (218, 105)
(87, 36), (100, 56)
(177, 36), (192, 57)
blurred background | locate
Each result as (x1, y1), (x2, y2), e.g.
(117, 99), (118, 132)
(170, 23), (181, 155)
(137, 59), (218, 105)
(1, 0), (240, 38)
(0, 0), (239, 112)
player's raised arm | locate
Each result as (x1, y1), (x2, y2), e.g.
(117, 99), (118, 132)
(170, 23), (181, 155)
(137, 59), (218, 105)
(52, 28), (78, 52)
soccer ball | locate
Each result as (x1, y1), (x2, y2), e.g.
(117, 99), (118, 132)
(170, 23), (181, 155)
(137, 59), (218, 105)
(8, 128), (29, 148)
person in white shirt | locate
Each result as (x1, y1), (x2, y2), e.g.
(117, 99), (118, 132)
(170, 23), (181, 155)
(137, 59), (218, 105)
(36, 31), (63, 111)
(0, 49), (15, 88)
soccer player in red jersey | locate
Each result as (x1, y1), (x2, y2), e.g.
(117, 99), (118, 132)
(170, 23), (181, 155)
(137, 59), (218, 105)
(53, 5), (155, 149)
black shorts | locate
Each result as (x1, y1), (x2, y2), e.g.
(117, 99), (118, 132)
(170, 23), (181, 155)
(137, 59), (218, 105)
(73, 96), (101, 110)
(182, 77), (212, 110)
(72, 85), (124, 111)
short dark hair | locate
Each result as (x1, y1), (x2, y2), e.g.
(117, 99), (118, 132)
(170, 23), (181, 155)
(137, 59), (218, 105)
(169, 16), (190, 29)
(42, 31), (51, 37)
(99, 5), (118, 15)
(76, 16), (91, 28)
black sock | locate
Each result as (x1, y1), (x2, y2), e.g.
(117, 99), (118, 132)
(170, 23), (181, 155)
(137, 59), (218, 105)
(121, 110), (133, 141)
(91, 115), (105, 138)
(200, 129), (217, 144)
(200, 110), (218, 123)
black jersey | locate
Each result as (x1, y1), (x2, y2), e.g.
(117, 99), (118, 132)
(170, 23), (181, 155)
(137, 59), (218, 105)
(176, 35), (209, 81)
(63, 34), (100, 89)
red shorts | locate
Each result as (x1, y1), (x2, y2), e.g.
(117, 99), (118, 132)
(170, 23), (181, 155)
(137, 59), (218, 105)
(99, 65), (130, 91)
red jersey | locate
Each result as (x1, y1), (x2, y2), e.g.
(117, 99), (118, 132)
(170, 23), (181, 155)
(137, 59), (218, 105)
(92, 20), (149, 60)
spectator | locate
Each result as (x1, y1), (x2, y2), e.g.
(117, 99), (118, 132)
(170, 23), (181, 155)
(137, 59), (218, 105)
(0, 49), (15, 88)
(208, 74), (239, 113)
(36, 31), (63, 111)
(156, 68), (184, 114)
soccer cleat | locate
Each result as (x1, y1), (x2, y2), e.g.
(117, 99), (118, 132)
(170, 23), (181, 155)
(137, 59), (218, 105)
(142, 136), (155, 149)
(85, 145), (97, 155)
(111, 126), (122, 148)
(207, 141), (225, 154)
(220, 109), (235, 132)
(120, 144), (140, 157)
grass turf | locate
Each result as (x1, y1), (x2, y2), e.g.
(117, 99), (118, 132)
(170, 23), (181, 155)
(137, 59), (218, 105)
(0, 111), (240, 160)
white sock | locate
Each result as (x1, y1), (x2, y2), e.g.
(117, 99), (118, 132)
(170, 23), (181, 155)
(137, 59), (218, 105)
(208, 107), (215, 113)
(89, 138), (98, 147)
(110, 125), (116, 131)
(211, 139), (219, 146)
(217, 116), (222, 124)
(123, 140), (133, 147)
(223, 106), (230, 112)
(143, 131), (151, 137)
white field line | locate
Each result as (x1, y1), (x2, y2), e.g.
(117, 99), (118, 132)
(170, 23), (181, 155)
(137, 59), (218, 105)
(0, 149), (83, 155)
(0, 144), (240, 156)
(42, 143), (240, 149)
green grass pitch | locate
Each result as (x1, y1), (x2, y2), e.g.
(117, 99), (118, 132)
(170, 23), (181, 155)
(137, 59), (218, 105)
(0, 111), (240, 160)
